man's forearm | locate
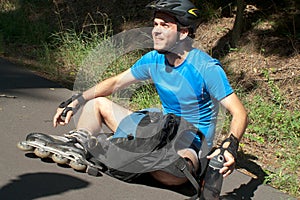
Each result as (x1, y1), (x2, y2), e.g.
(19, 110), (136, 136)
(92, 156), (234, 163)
(228, 113), (248, 141)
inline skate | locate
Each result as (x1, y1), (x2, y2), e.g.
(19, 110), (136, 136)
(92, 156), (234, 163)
(17, 132), (105, 176)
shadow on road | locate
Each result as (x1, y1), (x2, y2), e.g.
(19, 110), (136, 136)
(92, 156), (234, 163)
(0, 172), (89, 200)
(220, 151), (268, 200)
(131, 152), (268, 200)
(0, 59), (62, 90)
(133, 172), (197, 197)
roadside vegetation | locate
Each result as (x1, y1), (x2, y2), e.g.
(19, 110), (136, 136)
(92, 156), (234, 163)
(0, 0), (299, 197)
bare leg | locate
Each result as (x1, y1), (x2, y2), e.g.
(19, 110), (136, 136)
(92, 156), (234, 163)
(150, 148), (199, 186)
(76, 97), (133, 134)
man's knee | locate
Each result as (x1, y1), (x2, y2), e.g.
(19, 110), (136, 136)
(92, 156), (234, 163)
(93, 97), (111, 109)
(177, 148), (199, 172)
(150, 170), (188, 186)
(81, 97), (114, 125)
(88, 97), (132, 132)
(84, 97), (111, 114)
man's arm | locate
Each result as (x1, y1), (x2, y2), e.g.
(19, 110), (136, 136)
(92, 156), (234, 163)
(82, 68), (138, 101)
(220, 93), (248, 141)
(53, 69), (138, 127)
(208, 92), (248, 177)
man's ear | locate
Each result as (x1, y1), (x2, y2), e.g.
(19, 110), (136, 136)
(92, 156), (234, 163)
(179, 28), (189, 40)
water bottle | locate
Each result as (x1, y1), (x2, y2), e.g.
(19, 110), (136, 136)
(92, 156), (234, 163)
(200, 150), (225, 200)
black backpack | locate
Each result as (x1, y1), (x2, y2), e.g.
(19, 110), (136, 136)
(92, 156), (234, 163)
(87, 111), (209, 199)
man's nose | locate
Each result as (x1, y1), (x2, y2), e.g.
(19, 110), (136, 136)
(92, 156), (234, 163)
(152, 25), (162, 34)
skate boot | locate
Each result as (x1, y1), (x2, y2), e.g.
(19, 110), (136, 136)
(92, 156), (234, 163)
(17, 131), (106, 176)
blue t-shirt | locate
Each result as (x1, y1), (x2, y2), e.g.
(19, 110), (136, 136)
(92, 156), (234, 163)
(130, 48), (233, 147)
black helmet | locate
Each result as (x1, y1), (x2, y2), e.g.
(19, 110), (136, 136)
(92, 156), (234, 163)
(146, 0), (200, 27)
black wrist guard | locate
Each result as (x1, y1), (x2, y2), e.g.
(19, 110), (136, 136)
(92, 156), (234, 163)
(59, 93), (86, 117)
(220, 134), (239, 160)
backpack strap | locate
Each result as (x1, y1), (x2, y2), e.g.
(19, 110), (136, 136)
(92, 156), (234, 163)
(175, 157), (200, 200)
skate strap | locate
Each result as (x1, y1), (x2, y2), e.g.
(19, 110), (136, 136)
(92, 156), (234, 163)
(220, 134), (239, 161)
(175, 157), (200, 200)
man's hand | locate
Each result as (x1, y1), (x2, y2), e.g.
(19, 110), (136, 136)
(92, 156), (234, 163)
(53, 93), (85, 127)
(207, 148), (236, 178)
(53, 103), (75, 127)
(53, 105), (75, 127)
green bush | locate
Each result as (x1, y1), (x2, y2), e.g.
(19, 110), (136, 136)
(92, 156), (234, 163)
(0, 0), (53, 45)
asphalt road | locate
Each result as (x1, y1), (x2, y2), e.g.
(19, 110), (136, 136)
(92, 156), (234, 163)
(0, 58), (296, 200)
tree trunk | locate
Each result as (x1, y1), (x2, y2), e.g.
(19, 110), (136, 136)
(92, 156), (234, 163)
(230, 0), (245, 47)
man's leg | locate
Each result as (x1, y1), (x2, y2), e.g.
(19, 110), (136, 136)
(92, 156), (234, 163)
(75, 99), (198, 186)
(76, 97), (133, 135)
(150, 148), (199, 186)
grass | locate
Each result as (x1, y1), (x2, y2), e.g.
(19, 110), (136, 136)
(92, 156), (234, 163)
(0, 0), (299, 198)
(245, 95), (300, 196)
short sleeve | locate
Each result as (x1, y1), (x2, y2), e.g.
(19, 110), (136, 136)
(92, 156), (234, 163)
(130, 52), (155, 80)
(203, 60), (233, 101)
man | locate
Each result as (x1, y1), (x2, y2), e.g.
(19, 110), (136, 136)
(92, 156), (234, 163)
(53, 0), (248, 186)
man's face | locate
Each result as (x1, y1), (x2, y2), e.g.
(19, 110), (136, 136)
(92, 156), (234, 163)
(152, 12), (179, 53)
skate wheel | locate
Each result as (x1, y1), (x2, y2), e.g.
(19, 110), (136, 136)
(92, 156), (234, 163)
(34, 147), (50, 158)
(17, 141), (34, 151)
(70, 160), (86, 171)
(87, 166), (99, 176)
(52, 154), (68, 165)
